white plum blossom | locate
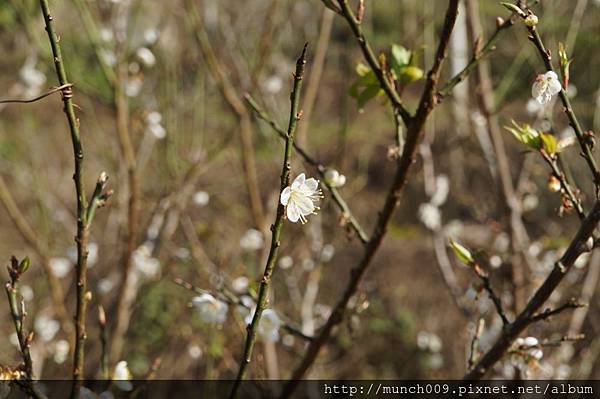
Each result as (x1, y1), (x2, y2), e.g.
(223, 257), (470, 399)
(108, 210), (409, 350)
(132, 244), (161, 279)
(278, 255), (294, 269)
(49, 257), (72, 278)
(136, 47), (156, 67)
(509, 336), (543, 375)
(113, 361), (133, 391)
(143, 28), (159, 45)
(245, 308), (282, 342)
(418, 203), (441, 231)
(323, 169), (346, 188)
(192, 191), (210, 207)
(192, 293), (229, 324)
(34, 314), (60, 342)
(188, 345), (202, 359)
(125, 76), (143, 97)
(280, 173), (322, 224)
(19, 57), (46, 98)
(145, 111), (166, 139)
(99, 27), (114, 43)
(320, 244), (335, 262)
(532, 71), (562, 105)
(239, 228), (264, 251)
(263, 75), (283, 94)
(231, 276), (249, 293)
(99, 48), (117, 67)
(53, 340), (70, 364)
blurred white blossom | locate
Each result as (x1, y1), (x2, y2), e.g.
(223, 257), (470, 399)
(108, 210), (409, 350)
(136, 47), (156, 67)
(245, 308), (281, 342)
(19, 57), (46, 97)
(323, 169), (346, 188)
(53, 340), (70, 364)
(125, 76), (143, 97)
(240, 229), (264, 251)
(143, 28), (159, 45)
(321, 244), (335, 262)
(49, 257), (72, 278)
(418, 203), (441, 231)
(192, 191), (210, 207)
(98, 278), (115, 294)
(188, 345), (202, 359)
(20, 285), (34, 302)
(145, 111), (166, 139)
(113, 361), (133, 391)
(280, 173), (322, 224)
(264, 75), (283, 94)
(132, 244), (161, 279)
(532, 71), (561, 105)
(34, 314), (60, 342)
(232, 276), (249, 293)
(278, 255), (294, 269)
(192, 293), (229, 324)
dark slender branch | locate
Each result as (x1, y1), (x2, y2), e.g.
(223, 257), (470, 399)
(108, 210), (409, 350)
(280, 2), (460, 396)
(541, 151), (585, 219)
(465, 200), (600, 379)
(244, 94), (369, 244)
(37, 1), (92, 395)
(471, 259), (509, 325)
(530, 298), (586, 323)
(229, 44), (308, 399)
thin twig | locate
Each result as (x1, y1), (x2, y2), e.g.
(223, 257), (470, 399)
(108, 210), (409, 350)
(281, 2), (460, 396)
(244, 94), (369, 244)
(0, 83), (73, 104)
(529, 298), (586, 323)
(4, 257), (47, 399)
(468, 318), (486, 371)
(228, 44), (308, 399)
(471, 257), (510, 325)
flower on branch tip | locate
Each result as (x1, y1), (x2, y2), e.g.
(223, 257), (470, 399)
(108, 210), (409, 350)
(532, 71), (562, 105)
(191, 293), (229, 324)
(323, 168), (346, 188)
(509, 337), (543, 375)
(113, 361), (133, 391)
(280, 173), (322, 224)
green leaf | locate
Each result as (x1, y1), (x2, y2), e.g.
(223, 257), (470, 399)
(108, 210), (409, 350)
(349, 71), (379, 98)
(504, 120), (541, 149)
(398, 66), (424, 85)
(18, 256), (30, 274)
(540, 133), (558, 155)
(357, 84), (382, 108)
(355, 62), (371, 77)
(449, 239), (474, 265)
(391, 44), (411, 67)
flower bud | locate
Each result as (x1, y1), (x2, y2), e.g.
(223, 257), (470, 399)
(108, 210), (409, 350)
(524, 14), (538, 27)
(547, 175), (561, 192)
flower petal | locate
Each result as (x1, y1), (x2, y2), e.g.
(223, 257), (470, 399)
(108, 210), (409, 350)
(292, 173), (305, 189)
(545, 71), (558, 81)
(293, 194), (315, 215)
(280, 187), (291, 205)
(286, 202), (301, 223)
(548, 77), (562, 95)
(302, 177), (319, 192)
